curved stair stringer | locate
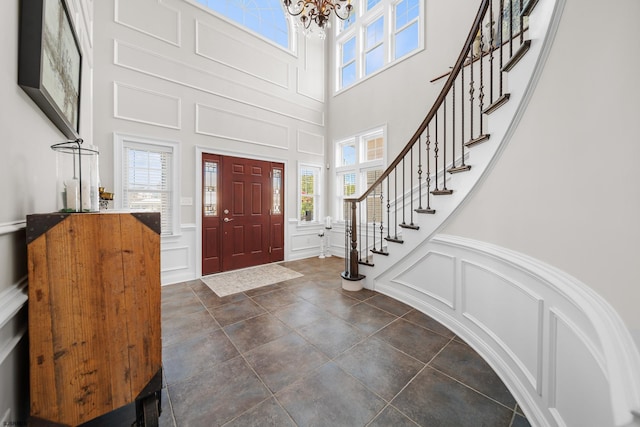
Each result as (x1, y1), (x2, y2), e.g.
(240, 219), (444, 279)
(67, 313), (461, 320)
(359, 0), (564, 291)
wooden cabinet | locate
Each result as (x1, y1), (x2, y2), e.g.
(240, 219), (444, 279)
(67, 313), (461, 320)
(26, 212), (162, 426)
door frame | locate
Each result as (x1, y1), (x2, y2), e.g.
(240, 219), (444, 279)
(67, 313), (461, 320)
(195, 147), (289, 278)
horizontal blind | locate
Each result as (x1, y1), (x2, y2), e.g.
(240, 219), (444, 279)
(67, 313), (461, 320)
(123, 144), (173, 234)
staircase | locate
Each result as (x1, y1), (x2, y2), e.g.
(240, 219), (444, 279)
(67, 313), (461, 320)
(341, 0), (549, 288)
(340, 1), (640, 426)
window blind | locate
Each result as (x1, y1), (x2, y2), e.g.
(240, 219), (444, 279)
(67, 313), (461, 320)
(122, 144), (173, 234)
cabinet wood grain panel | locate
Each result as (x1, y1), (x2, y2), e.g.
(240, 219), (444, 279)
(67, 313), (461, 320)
(27, 213), (161, 426)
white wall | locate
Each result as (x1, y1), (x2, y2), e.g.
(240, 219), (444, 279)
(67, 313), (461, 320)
(92, 0), (330, 283)
(0, 0), (94, 422)
(441, 0), (640, 344)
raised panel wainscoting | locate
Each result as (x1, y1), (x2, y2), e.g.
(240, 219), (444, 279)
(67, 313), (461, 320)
(374, 234), (640, 427)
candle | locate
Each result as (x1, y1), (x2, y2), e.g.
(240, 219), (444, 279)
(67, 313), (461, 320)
(65, 179), (79, 211)
(81, 180), (91, 211)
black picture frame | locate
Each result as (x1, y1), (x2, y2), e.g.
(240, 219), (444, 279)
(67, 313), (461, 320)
(18, 0), (82, 139)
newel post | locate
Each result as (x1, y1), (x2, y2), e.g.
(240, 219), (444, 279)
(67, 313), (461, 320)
(349, 200), (359, 278)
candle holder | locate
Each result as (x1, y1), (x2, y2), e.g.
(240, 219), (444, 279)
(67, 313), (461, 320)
(51, 138), (100, 212)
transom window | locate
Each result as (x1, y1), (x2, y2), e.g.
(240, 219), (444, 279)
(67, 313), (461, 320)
(193, 0), (290, 49)
(336, 0), (423, 91)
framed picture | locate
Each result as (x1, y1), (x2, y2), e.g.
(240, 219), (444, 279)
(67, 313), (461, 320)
(18, 0), (82, 139)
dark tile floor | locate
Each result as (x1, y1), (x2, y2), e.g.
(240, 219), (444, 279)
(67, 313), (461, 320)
(158, 257), (530, 427)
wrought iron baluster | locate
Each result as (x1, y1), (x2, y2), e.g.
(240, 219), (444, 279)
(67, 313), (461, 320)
(519, 0), (524, 45)
(401, 158), (406, 226)
(424, 126), (435, 213)
(479, 20), (485, 135)
(499, 0), (505, 96)
(470, 46), (475, 141)
(394, 168), (398, 239)
(417, 136), (423, 210)
(452, 81), (456, 169)
(409, 147), (414, 225)
(433, 112), (440, 191)
(362, 201), (367, 262)
(509, 0), (514, 57)
(443, 98), (447, 186)
(379, 185), (385, 250)
(489, 0), (495, 104)
(386, 178), (391, 239)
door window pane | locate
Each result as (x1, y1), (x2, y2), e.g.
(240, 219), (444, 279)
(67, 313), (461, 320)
(204, 161), (218, 217)
(272, 168), (282, 214)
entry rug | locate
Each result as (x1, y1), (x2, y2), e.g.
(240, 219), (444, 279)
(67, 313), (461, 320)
(202, 264), (303, 297)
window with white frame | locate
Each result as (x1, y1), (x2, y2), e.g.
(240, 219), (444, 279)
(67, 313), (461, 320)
(114, 134), (180, 235)
(299, 164), (322, 222)
(191, 0), (290, 49)
(335, 127), (386, 221)
(336, 0), (423, 91)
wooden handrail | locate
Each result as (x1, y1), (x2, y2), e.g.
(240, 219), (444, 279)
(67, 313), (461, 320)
(344, 0), (490, 205)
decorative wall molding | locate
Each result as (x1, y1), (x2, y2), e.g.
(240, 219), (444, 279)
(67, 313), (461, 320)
(114, 0), (181, 47)
(0, 277), (28, 366)
(0, 221), (26, 236)
(297, 130), (325, 155)
(161, 224), (196, 285)
(195, 103), (289, 150)
(375, 234), (640, 427)
(113, 81), (182, 129)
(195, 20), (289, 89)
(0, 277), (27, 331)
(114, 40), (325, 126)
(296, 36), (325, 102)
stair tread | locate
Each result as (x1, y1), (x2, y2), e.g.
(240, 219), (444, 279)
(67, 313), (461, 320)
(370, 249), (389, 256)
(431, 189), (454, 195)
(385, 237), (404, 244)
(399, 223), (420, 230)
(483, 94), (510, 115)
(448, 165), (472, 174)
(415, 208), (436, 214)
(465, 134), (490, 147)
(502, 40), (531, 72)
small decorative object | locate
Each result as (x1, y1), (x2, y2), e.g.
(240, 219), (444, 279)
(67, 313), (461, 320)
(51, 138), (99, 212)
(283, 0), (352, 37)
(99, 187), (114, 211)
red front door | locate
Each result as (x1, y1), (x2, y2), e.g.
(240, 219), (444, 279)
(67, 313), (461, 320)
(202, 154), (284, 275)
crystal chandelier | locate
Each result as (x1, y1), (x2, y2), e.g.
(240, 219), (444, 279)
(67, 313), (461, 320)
(283, 0), (353, 35)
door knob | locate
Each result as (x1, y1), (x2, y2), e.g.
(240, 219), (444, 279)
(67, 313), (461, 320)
(224, 217), (233, 222)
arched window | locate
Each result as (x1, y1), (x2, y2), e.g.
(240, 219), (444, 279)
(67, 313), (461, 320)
(195, 0), (290, 49)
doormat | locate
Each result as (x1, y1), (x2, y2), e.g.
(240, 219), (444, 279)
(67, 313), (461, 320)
(201, 264), (303, 297)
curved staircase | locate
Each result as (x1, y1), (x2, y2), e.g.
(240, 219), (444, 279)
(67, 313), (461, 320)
(342, 0), (550, 288)
(340, 0), (640, 426)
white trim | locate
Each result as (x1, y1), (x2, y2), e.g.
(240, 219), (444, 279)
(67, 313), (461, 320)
(113, 81), (182, 130)
(114, 0), (182, 47)
(0, 221), (26, 236)
(0, 277), (28, 331)
(194, 20), (290, 89)
(194, 146), (290, 278)
(297, 162), (324, 225)
(183, 0), (296, 56)
(0, 277), (28, 367)
(113, 132), (181, 236)
(113, 40), (324, 127)
(375, 234), (640, 426)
